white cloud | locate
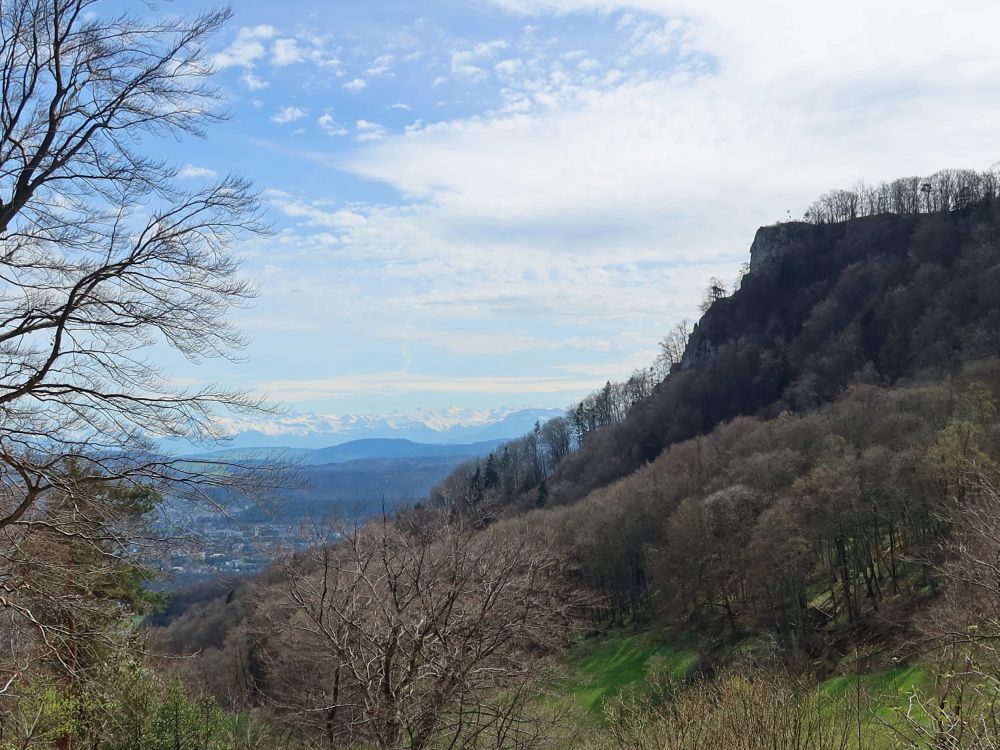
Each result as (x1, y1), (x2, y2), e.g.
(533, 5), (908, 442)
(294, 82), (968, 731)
(473, 40), (511, 57)
(216, 27), (343, 86)
(451, 60), (485, 78)
(242, 70), (270, 90)
(344, 81), (754, 232)
(343, 78), (368, 93)
(389, 102), (413, 111)
(451, 39), (510, 79)
(317, 113), (349, 137)
(494, 58), (523, 77)
(339, 3), (1000, 240)
(178, 164), (218, 179)
(271, 106), (308, 124)
(270, 196), (367, 228)
(484, 0), (1000, 88)
(356, 120), (387, 141)
(366, 53), (395, 77)
(271, 37), (306, 66)
(212, 25), (275, 70)
(303, 39), (343, 70)
(262, 195), (717, 333)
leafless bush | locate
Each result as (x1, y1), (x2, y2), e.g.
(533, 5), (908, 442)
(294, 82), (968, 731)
(601, 663), (873, 750)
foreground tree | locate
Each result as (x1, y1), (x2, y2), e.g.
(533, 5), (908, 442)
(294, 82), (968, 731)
(884, 458), (1000, 749)
(263, 516), (580, 750)
(0, 0), (270, 696)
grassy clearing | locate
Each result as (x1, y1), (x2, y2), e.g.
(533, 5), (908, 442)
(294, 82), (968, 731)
(543, 624), (947, 750)
(820, 665), (928, 704)
(556, 630), (699, 717)
(550, 628), (936, 744)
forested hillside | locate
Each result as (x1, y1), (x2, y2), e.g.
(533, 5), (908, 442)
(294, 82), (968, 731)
(137, 176), (1000, 749)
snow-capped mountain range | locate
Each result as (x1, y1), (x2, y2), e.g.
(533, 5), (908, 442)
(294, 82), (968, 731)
(211, 407), (564, 450)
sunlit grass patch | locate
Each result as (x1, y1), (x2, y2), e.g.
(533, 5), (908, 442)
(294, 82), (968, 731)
(557, 631), (699, 717)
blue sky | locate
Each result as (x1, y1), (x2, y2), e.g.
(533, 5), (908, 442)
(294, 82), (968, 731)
(118, 0), (1000, 427)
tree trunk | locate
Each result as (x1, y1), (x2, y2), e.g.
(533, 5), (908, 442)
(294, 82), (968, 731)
(836, 538), (858, 624)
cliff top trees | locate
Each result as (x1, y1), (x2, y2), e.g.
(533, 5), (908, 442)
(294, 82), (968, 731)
(0, 0), (270, 692)
(804, 165), (1000, 224)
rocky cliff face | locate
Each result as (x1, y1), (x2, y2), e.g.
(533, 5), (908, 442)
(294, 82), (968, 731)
(678, 221), (819, 370)
(747, 221), (817, 273)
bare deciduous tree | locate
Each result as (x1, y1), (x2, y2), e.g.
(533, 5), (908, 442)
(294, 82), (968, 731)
(262, 515), (580, 750)
(0, 0), (272, 694)
(804, 164), (1000, 224)
(654, 320), (691, 378)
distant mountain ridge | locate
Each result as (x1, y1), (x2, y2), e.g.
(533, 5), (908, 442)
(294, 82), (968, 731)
(301, 438), (506, 465)
(212, 407), (564, 450)
(190, 438), (506, 466)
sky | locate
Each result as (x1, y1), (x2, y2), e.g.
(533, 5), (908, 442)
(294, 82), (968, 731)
(116, 0), (1000, 424)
